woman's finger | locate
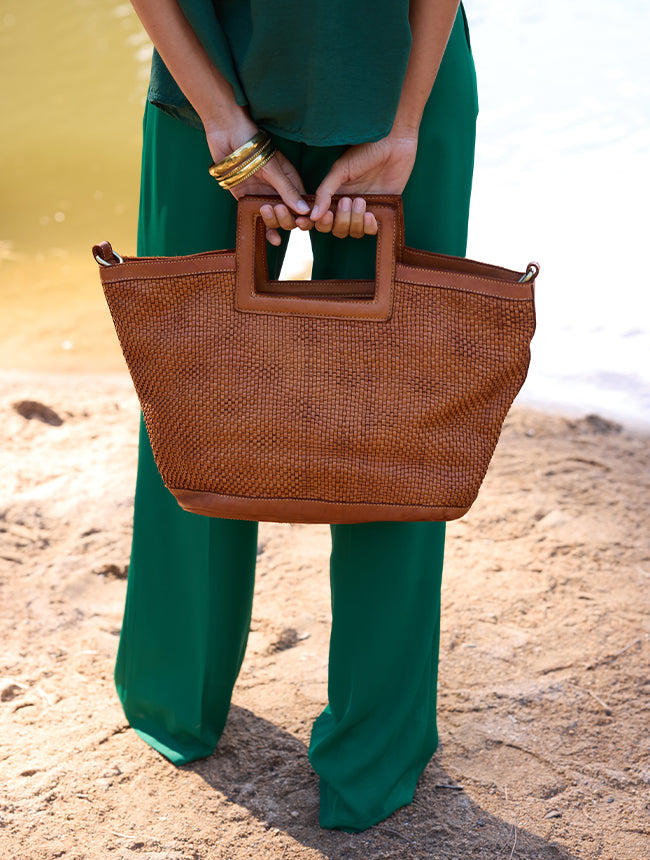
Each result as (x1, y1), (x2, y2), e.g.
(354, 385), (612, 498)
(349, 197), (366, 239)
(311, 210), (331, 234)
(364, 211), (378, 235)
(272, 203), (297, 232)
(233, 152), (309, 217)
(311, 161), (347, 221)
(295, 215), (314, 231)
(261, 200), (313, 240)
(260, 204), (281, 230)
(260, 203), (282, 245)
(313, 210), (334, 233)
(262, 155), (310, 215)
(259, 204), (283, 245)
(258, 202), (297, 234)
(331, 197), (352, 238)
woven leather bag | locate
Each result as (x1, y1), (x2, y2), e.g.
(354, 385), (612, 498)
(93, 195), (538, 524)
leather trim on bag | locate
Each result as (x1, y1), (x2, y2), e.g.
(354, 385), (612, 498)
(171, 489), (470, 524)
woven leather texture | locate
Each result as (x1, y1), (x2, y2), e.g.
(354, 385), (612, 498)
(97, 198), (536, 523)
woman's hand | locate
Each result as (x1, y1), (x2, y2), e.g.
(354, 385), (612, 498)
(257, 129), (418, 244)
(206, 121), (310, 245)
(308, 128), (420, 235)
(227, 152), (311, 246)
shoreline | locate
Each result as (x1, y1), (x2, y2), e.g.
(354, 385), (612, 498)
(3, 365), (650, 434)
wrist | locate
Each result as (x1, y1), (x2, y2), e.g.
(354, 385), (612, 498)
(203, 110), (259, 164)
(387, 123), (420, 147)
(389, 116), (421, 141)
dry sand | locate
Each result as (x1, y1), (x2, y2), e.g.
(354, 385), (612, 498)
(1, 370), (649, 860)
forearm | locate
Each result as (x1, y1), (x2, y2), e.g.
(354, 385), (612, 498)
(130, 0), (253, 140)
(392, 0), (461, 134)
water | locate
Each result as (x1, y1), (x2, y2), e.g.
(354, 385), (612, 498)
(1, 0), (649, 424)
(463, 0), (650, 425)
(0, 0), (148, 371)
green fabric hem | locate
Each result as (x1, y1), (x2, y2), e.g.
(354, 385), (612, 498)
(146, 91), (392, 146)
(130, 725), (214, 766)
(258, 120), (392, 147)
(319, 796), (414, 833)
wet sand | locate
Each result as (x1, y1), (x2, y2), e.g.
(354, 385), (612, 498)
(1, 369), (648, 860)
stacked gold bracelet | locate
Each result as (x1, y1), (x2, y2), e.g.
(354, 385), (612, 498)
(208, 130), (277, 189)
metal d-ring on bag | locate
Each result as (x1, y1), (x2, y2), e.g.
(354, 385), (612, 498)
(93, 194), (538, 524)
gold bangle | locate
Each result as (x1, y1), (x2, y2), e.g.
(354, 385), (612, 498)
(213, 136), (273, 183)
(219, 148), (276, 189)
(218, 147), (277, 189)
(219, 148), (276, 188)
(208, 130), (269, 178)
(208, 130), (271, 179)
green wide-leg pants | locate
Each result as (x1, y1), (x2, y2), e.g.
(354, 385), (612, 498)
(115, 9), (477, 832)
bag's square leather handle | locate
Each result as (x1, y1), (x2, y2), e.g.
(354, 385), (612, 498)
(235, 195), (404, 322)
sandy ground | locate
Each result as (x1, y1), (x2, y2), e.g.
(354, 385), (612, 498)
(1, 370), (649, 860)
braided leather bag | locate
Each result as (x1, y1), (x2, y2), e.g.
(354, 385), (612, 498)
(93, 195), (538, 523)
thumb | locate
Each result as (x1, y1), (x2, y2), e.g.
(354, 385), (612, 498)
(311, 161), (348, 221)
(264, 156), (310, 215)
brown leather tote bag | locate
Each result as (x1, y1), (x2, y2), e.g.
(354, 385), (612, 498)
(93, 195), (538, 524)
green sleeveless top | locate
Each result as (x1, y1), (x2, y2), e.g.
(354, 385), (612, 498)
(147, 0), (414, 145)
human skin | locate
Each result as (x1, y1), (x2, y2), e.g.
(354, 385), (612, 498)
(129, 0), (461, 244)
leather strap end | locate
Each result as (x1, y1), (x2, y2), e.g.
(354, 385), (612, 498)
(93, 241), (121, 266)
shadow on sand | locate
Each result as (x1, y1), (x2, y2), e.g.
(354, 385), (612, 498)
(188, 705), (577, 860)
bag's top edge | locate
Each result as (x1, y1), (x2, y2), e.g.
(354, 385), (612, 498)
(97, 246), (535, 290)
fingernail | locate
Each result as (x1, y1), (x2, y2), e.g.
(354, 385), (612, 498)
(353, 197), (365, 212)
(296, 200), (310, 214)
(340, 197), (351, 211)
(311, 205), (320, 219)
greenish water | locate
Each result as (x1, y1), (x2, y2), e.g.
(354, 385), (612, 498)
(0, 0), (150, 370)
